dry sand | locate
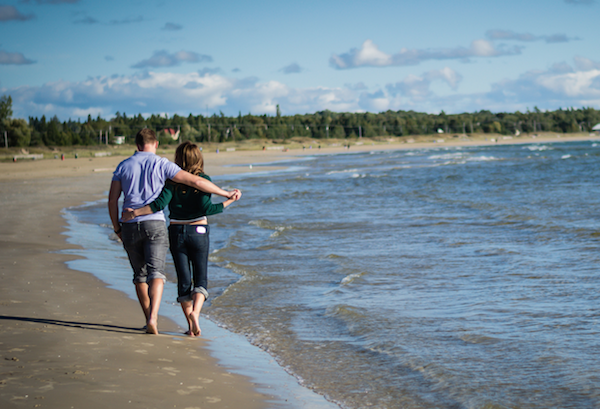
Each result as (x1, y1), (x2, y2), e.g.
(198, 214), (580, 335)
(0, 133), (597, 408)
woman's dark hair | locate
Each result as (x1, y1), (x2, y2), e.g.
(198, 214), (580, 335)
(174, 141), (204, 175)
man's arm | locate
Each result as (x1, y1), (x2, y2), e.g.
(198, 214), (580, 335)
(108, 180), (122, 238)
(171, 170), (234, 198)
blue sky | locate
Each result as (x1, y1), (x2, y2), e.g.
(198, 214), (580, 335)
(1, 0), (599, 120)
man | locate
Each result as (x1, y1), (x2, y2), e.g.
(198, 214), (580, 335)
(108, 129), (236, 334)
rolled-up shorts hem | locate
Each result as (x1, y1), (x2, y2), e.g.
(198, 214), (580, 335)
(133, 273), (167, 284)
(177, 286), (208, 303)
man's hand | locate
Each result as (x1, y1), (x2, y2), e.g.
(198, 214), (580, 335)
(222, 189), (242, 209)
(122, 207), (136, 222)
(227, 189), (242, 200)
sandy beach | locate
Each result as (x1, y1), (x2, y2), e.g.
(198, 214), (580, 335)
(0, 133), (598, 408)
(0, 151), (290, 408)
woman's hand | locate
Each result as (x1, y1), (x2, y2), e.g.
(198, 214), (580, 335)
(223, 189), (241, 208)
(233, 189), (242, 201)
(226, 189), (242, 201)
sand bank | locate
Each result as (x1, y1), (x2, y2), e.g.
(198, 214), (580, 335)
(0, 133), (597, 408)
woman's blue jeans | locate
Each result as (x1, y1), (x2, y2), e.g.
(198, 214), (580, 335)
(168, 224), (210, 303)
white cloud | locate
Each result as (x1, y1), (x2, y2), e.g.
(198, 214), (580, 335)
(4, 71), (361, 119)
(359, 89), (390, 112)
(486, 29), (577, 44)
(72, 106), (105, 117)
(198, 67), (221, 76)
(109, 15), (143, 25)
(550, 61), (574, 74)
(74, 14), (143, 25)
(162, 22), (182, 31)
(4, 58), (600, 120)
(280, 63), (303, 74)
(345, 82), (368, 91)
(426, 67), (463, 89)
(0, 50), (35, 65)
(573, 56), (600, 71)
(73, 16), (98, 24)
(330, 39), (521, 69)
(386, 67), (463, 101)
(132, 50), (213, 69)
(0, 5), (34, 21)
(534, 70), (600, 97)
(342, 39), (392, 68)
(482, 57), (600, 109)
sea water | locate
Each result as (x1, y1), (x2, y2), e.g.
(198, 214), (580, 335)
(63, 140), (600, 409)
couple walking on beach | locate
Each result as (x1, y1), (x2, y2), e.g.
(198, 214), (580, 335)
(108, 129), (241, 335)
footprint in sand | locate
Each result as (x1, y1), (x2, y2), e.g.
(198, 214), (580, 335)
(134, 350), (148, 354)
(197, 377), (214, 384)
(176, 385), (204, 395)
(38, 384), (54, 392)
(162, 367), (179, 376)
(205, 397), (221, 404)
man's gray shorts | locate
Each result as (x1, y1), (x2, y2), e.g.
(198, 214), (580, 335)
(122, 220), (168, 284)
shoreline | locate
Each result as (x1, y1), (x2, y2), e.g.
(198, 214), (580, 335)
(1, 134), (598, 408)
(2, 133), (599, 183)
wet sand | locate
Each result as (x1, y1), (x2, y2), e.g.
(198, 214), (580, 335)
(0, 133), (597, 408)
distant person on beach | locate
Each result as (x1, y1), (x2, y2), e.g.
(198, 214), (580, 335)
(108, 129), (237, 335)
(121, 141), (241, 336)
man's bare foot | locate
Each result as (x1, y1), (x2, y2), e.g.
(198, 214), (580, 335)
(189, 313), (201, 336)
(146, 319), (158, 335)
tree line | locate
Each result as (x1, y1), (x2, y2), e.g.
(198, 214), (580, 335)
(1, 95), (599, 148)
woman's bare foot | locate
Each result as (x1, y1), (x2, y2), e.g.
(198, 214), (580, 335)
(146, 319), (159, 335)
(189, 313), (201, 336)
(184, 330), (195, 337)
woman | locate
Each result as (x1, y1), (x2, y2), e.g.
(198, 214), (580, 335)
(122, 141), (241, 336)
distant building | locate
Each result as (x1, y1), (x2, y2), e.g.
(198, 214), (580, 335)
(163, 128), (180, 140)
(593, 123), (600, 133)
(114, 136), (126, 145)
